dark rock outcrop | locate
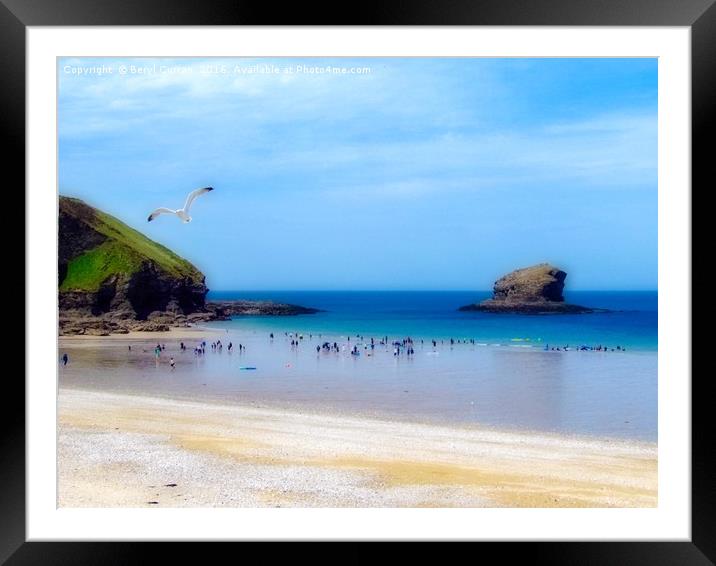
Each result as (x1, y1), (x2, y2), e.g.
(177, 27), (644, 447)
(59, 300), (322, 335)
(206, 300), (321, 319)
(459, 263), (596, 314)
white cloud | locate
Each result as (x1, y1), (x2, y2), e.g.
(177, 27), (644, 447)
(59, 58), (656, 198)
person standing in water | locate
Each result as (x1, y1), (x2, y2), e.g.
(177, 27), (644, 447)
(61, 353), (68, 366)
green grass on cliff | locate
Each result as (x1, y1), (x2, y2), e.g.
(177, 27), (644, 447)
(59, 197), (204, 292)
(60, 241), (141, 292)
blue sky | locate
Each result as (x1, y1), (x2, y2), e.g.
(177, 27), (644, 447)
(59, 58), (657, 290)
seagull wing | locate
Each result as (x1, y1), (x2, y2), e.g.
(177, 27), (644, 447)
(147, 208), (176, 222)
(182, 186), (214, 213)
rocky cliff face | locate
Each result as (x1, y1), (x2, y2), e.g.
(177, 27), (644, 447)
(459, 263), (595, 314)
(59, 196), (209, 333)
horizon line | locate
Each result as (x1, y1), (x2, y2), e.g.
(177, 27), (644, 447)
(206, 288), (659, 293)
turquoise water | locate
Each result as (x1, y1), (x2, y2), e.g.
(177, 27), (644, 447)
(207, 291), (657, 351)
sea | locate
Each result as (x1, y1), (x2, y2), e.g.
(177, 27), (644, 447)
(59, 290), (658, 442)
(207, 290), (657, 351)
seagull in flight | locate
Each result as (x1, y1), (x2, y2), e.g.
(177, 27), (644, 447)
(147, 187), (214, 223)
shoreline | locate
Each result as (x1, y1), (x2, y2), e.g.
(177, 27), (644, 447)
(57, 325), (223, 343)
(59, 387), (657, 508)
(59, 322), (658, 354)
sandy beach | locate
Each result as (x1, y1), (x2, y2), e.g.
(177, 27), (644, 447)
(59, 387), (657, 508)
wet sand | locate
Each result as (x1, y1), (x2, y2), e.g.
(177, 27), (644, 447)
(58, 325), (221, 346)
(58, 331), (658, 441)
(59, 388), (657, 508)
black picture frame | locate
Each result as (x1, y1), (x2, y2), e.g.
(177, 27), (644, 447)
(5, 0), (711, 561)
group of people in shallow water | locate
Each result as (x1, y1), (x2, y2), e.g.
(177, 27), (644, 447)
(207, 339), (243, 353)
(391, 337), (416, 356)
(286, 333), (453, 357)
(142, 339), (250, 367)
(285, 333), (629, 356)
(544, 344), (627, 352)
(186, 339), (247, 355)
(61, 331), (631, 371)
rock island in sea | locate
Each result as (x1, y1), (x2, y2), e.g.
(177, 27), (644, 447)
(458, 263), (597, 314)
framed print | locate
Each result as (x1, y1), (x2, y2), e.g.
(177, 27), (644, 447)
(6, 0), (712, 562)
